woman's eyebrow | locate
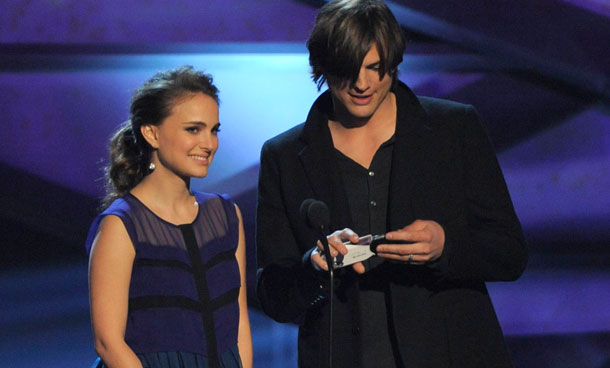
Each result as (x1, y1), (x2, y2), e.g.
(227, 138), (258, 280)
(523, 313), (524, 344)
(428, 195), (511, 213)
(182, 121), (207, 126)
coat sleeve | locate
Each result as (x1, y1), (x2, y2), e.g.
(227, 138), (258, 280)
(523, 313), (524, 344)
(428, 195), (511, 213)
(255, 140), (328, 324)
(433, 105), (528, 282)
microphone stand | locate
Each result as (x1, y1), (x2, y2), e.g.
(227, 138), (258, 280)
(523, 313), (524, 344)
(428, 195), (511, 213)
(318, 226), (334, 368)
(301, 199), (335, 368)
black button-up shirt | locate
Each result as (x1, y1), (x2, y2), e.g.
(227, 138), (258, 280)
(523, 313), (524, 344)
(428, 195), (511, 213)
(334, 136), (400, 367)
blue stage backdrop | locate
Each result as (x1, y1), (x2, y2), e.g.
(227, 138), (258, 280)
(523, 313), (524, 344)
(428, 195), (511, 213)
(1, 0), (609, 367)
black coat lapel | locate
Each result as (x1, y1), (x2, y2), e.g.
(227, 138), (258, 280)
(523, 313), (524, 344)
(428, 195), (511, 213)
(388, 82), (431, 231)
(298, 91), (352, 231)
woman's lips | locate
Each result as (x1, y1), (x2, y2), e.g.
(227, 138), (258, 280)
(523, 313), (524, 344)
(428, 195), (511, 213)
(190, 154), (210, 164)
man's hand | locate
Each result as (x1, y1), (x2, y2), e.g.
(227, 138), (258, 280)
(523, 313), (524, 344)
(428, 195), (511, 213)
(311, 228), (366, 274)
(376, 220), (445, 265)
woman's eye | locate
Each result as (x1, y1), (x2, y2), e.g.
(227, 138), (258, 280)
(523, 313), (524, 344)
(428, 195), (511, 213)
(186, 127), (199, 133)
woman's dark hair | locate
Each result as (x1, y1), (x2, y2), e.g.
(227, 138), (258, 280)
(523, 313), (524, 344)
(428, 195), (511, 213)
(307, 0), (406, 90)
(102, 65), (219, 208)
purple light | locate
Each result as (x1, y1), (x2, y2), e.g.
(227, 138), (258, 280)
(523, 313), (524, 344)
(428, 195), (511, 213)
(489, 269), (610, 336)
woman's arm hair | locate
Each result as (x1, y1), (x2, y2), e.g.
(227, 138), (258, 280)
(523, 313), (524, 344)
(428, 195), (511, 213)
(234, 204), (253, 368)
(89, 215), (143, 368)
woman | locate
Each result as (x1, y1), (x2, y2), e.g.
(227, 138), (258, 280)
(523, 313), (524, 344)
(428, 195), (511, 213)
(85, 66), (252, 368)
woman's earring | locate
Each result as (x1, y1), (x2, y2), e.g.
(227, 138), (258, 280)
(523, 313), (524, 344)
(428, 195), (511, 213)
(149, 162), (156, 171)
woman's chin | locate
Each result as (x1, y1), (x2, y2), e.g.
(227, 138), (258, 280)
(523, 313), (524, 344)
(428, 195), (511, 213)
(191, 170), (209, 179)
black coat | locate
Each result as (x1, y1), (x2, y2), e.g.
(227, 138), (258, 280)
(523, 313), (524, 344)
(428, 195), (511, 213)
(256, 81), (528, 368)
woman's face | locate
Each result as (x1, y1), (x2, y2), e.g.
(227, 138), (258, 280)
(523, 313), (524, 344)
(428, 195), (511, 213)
(146, 92), (220, 179)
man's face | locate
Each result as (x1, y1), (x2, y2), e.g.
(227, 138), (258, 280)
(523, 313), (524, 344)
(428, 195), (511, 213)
(328, 44), (393, 124)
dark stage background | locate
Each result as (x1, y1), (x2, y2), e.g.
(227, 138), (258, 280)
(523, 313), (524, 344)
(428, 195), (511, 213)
(1, 0), (609, 367)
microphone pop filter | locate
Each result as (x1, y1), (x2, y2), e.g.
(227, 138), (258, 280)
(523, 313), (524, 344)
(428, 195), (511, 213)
(299, 199), (330, 230)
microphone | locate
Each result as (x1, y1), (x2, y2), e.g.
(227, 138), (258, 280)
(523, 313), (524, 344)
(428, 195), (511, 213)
(300, 198), (334, 367)
(300, 199), (330, 231)
(300, 199), (333, 271)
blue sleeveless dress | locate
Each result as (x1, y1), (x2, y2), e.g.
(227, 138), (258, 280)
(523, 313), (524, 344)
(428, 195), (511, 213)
(86, 192), (243, 368)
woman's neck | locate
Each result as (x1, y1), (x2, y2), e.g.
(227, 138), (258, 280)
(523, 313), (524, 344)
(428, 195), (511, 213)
(130, 168), (198, 224)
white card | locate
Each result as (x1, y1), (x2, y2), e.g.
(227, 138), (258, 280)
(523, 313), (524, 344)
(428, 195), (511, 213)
(321, 234), (375, 268)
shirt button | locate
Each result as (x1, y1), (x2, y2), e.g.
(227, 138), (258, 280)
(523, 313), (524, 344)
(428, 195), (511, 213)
(370, 201), (377, 207)
(368, 171), (375, 177)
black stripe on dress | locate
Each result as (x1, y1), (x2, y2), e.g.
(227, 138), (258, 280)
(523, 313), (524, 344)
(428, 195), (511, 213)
(128, 295), (200, 312)
(134, 258), (193, 273)
(204, 249), (236, 269)
(180, 224), (221, 368)
(210, 287), (240, 311)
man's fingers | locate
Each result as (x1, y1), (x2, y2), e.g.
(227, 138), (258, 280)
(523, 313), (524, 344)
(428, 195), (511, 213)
(385, 229), (431, 243)
(352, 262), (366, 274)
(376, 242), (425, 255)
(318, 238), (342, 257)
(311, 252), (328, 271)
(397, 219), (428, 232)
(327, 234), (348, 256)
(376, 242), (437, 263)
(377, 252), (426, 264)
(319, 228), (360, 257)
(341, 228), (359, 244)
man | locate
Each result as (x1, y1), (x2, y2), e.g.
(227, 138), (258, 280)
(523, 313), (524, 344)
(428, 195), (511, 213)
(256, 1), (528, 367)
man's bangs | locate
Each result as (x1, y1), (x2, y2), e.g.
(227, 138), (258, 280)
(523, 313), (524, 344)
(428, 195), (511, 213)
(326, 17), (392, 88)
(328, 40), (371, 88)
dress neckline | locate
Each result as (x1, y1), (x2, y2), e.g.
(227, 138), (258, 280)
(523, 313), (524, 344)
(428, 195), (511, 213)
(126, 192), (200, 227)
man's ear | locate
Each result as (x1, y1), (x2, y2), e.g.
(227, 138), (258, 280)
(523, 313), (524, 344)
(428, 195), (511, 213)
(140, 125), (159, 149)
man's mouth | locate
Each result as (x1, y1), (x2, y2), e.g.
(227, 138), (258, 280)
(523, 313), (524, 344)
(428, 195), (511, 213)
(349, 93), (373, 105)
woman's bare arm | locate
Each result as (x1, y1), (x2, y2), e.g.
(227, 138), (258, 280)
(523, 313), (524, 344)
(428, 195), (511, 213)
(89, 215), (143, 368)
(234, 204), (253, 368)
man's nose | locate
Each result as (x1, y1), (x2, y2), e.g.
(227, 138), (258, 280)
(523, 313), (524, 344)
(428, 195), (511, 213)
(352, 69), (369, 93)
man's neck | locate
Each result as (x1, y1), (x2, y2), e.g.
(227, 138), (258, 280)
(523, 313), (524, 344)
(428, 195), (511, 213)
(328, 92), (397, 169)
(329, 92), (397, 142)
